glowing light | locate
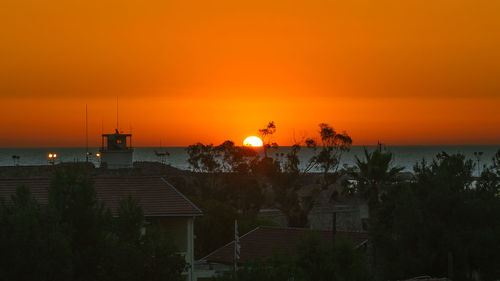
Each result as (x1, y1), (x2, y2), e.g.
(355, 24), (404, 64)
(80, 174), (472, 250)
(243, 136), (263, 147)
(96, 152), (101, 157)
(48, 153), (53, 158)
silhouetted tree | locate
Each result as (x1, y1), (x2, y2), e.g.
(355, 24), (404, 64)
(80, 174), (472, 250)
(47, 166), (110, 280)
(348, 146), (403, 276)
(477, 149), (500, 194)
(186, 140), (263, 213)
(186, 142), (224, 193)
(350, 146), (403, 223)
(270, 143), (317, 227)
(186, 143), (221, 173)
(259, 121), (277, 158)
(216, 140), (258, 173)
(305, 123), (352, 188)
(0, 185), (73, 281)
(283, 144), (301, 175)
(372, 152), (500, 281)
(0, 165), (186, 281)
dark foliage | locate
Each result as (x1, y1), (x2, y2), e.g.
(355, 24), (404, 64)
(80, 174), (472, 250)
(372, 151), (500, 281)
(217, 233), (370, 281)
(0, 165), (186, 281)
(305, 123), (352, 188)
(349, 146), (404, 223)
(185, 124), (500, 281)
(258, 121), (277, 158)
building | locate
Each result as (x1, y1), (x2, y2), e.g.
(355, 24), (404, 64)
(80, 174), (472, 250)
(0, 176), (202, 281)
(195, 226), (368, 280)
(100, 129), (134, 169)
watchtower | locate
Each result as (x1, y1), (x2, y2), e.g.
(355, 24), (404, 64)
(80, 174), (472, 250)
(100, 129), (134, 169)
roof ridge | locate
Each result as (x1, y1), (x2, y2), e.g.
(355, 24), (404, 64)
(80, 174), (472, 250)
(199, 225), (262, 261)
(160, 177), (203, 214)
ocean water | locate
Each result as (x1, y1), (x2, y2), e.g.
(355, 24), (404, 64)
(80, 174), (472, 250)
(0, 146), (498, 172)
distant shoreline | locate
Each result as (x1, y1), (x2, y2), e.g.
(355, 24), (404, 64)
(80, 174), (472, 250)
(1, 146), (498, 173)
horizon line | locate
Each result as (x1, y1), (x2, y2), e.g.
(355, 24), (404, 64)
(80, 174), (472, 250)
(1, 144), (499, 149)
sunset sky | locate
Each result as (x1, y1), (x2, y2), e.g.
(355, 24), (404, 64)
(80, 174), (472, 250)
(1, 0), (499, 147)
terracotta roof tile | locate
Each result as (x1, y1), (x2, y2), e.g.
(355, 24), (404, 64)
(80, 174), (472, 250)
(0, 176), (202, 217)
(202, 226), (368, 264)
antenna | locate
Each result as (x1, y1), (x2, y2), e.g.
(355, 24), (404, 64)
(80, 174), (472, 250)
(116, 96), (119, 130)
(86, 104), (89, 163)
(129, 122), (133, 148)
(101, 119), (104, 150)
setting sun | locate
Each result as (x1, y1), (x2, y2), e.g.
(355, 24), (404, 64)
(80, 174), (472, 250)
(243, 136), (263, 147)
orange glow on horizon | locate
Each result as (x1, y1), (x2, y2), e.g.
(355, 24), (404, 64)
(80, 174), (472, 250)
(0, 96), (497, 147)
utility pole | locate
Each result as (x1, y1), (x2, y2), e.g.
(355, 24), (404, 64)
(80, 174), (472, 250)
(474, 151), (483, 177)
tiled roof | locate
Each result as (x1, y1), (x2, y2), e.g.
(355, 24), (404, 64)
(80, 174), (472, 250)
(0, 176), (202, 217)
(202, 226), (368, 264)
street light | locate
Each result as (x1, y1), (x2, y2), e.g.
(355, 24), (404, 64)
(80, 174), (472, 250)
(48, 153), (58, 165)
(94, 152), (102, 166)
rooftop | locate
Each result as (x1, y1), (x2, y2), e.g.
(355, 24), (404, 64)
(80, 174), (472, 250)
(0, 176), (202, 217)
(201, 226), (368, 265)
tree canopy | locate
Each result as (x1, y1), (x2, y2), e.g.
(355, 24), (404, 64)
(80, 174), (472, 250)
(372, 151), (500, 281)
(0, 165), (186, 281)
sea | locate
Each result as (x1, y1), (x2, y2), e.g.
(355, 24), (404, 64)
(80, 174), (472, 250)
(0, 146), (498, 173)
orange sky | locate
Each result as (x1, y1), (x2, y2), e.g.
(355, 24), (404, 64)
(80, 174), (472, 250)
(1, 0), (499, 147)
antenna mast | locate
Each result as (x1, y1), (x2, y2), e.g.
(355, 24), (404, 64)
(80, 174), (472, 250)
(86, 104), (89, 163)
(116, 96), (119, 130)
(101, 119), (104, 150)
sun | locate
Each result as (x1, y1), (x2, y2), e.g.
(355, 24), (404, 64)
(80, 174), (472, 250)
(243, 136), (263, 147)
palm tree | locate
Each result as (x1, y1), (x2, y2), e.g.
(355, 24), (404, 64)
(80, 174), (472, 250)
(352, 145), (403, 221)
(350, 145), (403, 277)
